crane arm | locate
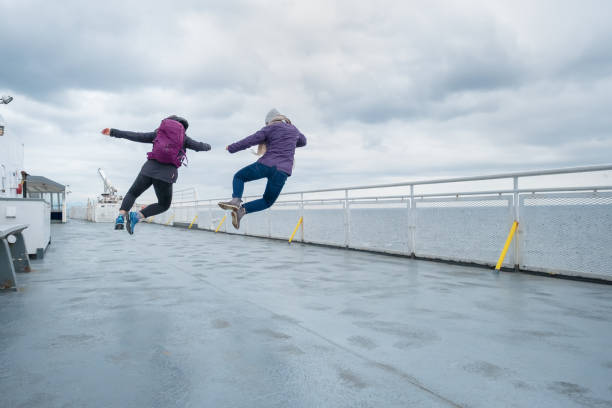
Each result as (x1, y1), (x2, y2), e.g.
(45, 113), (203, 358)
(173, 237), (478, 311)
(97, 168), (117, 195)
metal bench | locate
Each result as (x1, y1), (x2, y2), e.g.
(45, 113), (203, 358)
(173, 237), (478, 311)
(0, 224), (31, 290)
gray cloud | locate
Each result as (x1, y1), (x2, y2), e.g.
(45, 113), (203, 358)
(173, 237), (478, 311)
(0, 0), (263, 98)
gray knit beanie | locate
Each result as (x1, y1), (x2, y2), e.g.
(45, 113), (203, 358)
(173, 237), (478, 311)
(265, 108), (281, 125)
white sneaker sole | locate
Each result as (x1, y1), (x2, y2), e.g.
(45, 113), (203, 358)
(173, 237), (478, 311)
(218, 202), (240, 211)
(231, 210), (240, 229)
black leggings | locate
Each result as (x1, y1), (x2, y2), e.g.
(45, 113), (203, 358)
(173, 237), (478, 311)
(120, 173), (173, 218)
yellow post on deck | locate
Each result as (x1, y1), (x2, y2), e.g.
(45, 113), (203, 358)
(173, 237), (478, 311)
(495, 221), (518, 270)
(188, 215), (198, 229)
(165, 214), (175, 226)
(288, 216), (303, 243)
(215, 215), (227, 232)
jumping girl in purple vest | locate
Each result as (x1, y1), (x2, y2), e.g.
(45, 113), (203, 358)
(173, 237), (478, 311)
(101, 115), (211, 234)
(218, 109), (307, 229)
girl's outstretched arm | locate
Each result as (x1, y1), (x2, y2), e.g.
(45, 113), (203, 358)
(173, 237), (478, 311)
(184, 135), (211, 152)
(227, 129), (267, 153)
(296, 132), (307, 147)
(104, 128), (156, 143)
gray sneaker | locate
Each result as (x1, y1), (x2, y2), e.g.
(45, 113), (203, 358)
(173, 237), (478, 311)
(218, 197), (242, 211)
(231, 206), (246, 230)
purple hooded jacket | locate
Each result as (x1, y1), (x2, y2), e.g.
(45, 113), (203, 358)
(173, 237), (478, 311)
(227, 122), (307, 176)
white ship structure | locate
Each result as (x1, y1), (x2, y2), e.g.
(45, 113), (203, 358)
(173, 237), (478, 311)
(93, 168), (123, 222)
(0, 112), (24, 199)
(69, 168), (123, 223)
(1, 105), (65, 258)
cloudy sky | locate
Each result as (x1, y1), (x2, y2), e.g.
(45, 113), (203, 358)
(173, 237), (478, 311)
(1, 0), (611, 204)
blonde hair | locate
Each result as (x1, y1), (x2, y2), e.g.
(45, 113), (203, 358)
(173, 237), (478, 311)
(255, 115), (292, 156)
(266, 115), (291, 125)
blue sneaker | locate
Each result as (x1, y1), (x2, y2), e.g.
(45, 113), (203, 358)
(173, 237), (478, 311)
(114, 214), (125, 230)
(126, 211), (140, 235)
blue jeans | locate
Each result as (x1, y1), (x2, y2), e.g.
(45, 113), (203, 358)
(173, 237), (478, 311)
(232, 162), (288, 214)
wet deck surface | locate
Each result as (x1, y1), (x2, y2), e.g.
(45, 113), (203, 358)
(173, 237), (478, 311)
(1, 220), (612, 407)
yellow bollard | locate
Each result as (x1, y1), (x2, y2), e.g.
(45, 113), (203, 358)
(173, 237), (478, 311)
(165, 214), (175, 226)
(188, 215), (198, 229)
(288, 216), (303, 243)
(215, 215), (227, 232)
(495, 221), (518, 270)
(146, 216), (155, 224)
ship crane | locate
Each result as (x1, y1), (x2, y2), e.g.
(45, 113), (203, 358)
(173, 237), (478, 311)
(97, 168), (121, 203)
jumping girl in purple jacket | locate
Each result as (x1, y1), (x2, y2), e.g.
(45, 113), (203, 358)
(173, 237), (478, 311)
(218, 109), (307, 229)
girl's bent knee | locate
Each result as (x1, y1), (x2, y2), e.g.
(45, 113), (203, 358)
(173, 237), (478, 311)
(263, 197), (276, 208)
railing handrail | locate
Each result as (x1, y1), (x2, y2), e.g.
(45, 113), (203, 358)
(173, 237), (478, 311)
(177, 164), (612, 204)
(280, 163), (612, 195)
(170, 184), (612, 207)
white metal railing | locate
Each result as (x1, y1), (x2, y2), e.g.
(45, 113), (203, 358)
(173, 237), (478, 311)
(153, 164), (612, 281)
(173, 187), (198, 203)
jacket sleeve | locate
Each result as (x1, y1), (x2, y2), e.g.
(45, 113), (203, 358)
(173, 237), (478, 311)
(184, 135), (211, 152)
(110, 129), (156, 143)
(296, 132), (307, 148)
(227, 128), (267, 153)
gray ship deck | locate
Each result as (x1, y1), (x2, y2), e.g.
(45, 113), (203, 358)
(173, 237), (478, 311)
(1, 221), (611, 407)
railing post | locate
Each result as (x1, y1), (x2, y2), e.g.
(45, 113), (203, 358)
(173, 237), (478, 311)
(409, 184), (415, 257)
(62, 191), (67, 223)
(244, 204), (248, 235)
(513, 176), (520, 271)
(208, 200), (213, 230)
(344, 189), (350, 248)
(300, 193), (305, 242)
(267, 207), (272, 238)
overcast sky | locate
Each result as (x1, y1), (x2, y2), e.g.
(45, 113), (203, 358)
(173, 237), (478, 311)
(1, 0), (611, 204)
